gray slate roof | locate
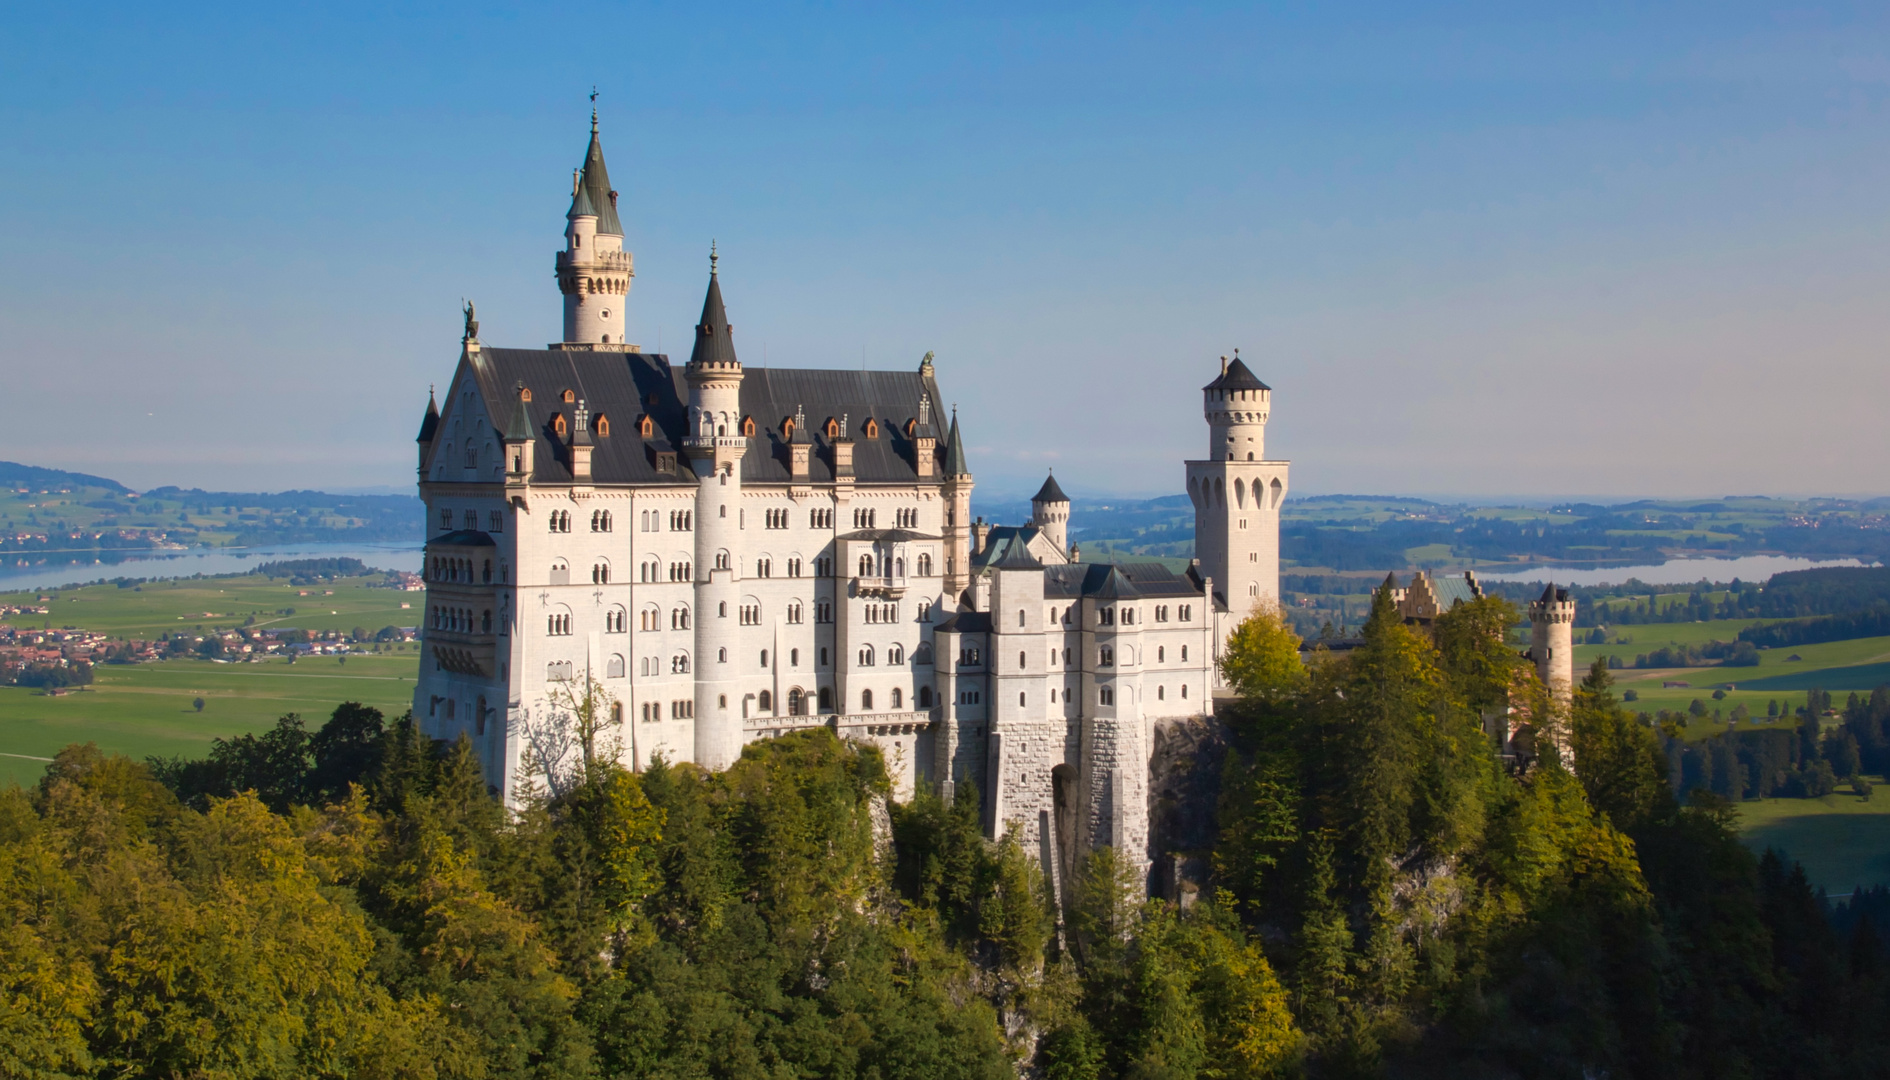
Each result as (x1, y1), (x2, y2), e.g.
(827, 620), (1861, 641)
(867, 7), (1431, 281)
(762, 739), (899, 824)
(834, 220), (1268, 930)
(1044, 561), (1202, 600)
(1032, 472), (1068, 504)
(689, 270), (737, 367)
(451, 347), (949, 487)
(569, 119), (623, 236)
(971, 525), (1042, 570)
(942, 410), (969, 476)
(1204, 356), (1270, 393)
(1432, 572), (1483, 609)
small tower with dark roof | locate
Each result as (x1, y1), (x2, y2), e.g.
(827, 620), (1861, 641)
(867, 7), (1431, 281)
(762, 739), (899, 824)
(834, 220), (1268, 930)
(1529, 583), (1576, 709)
(553, 108), (635, 350)
(1030, 471), (1071, 558)
(941, 405), (975, 600)
(1185, 351), (1290, 643)
(415, 389), (440, 477)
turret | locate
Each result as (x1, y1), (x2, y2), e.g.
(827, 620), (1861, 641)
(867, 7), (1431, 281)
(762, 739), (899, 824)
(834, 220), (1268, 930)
(415, 389), (439, 476)
(1204, 351), (1270, 462)
(553, 109), (634, 349)
(942, 406), (974, 599)
(685, 248), (748, 771)
(1185, 351), (1288, 644)
(1030, 471), (1071, 557)
(1529, 584), (1576, 708)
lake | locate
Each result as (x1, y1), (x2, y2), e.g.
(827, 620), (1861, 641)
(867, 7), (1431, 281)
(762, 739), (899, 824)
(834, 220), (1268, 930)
(0, 541), (422, 592)
(1477, 555), (1874, 588)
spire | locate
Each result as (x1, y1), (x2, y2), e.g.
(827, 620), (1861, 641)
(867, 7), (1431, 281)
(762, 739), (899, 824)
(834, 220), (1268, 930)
(1031, 470), (1069, 505)
(942, 406), (969, 476)
(568, 109), (622, 236)
(416, 388), (440, 444)
(504, 383), (533, 442)
(572, 398), (593, 446)
(687, 249), (739, 368)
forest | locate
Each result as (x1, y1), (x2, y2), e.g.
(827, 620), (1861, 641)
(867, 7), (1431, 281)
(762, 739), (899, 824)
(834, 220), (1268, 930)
(4, 586), (1889, 1078)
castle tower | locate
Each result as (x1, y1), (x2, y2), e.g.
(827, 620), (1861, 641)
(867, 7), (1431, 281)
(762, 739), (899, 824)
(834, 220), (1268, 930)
(941, 408), (975, 602)
(685, 249), (747, 770)
(415, 388), (439, 478)
(1030, 472), (1071, 558)
(1185, 354), (1289, 639)
(1529, 584), (1575, 707)
(554, 110), (634, 349)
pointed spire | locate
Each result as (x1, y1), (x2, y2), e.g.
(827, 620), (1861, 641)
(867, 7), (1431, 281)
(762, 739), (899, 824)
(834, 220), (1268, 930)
(943, 405), (969, 476)
(416, 388), (440, 444)
(568, 107), (622, 236)
(687, 249), (739, 368)
(504, 382), (533, 442)
(1032, 470), (1069, 505)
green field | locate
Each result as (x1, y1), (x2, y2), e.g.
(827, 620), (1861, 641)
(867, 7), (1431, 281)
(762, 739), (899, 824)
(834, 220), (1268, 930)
(1, 573), (421, 639)
(0, 654), (420, 787)
(1735, 781), (1890, 894)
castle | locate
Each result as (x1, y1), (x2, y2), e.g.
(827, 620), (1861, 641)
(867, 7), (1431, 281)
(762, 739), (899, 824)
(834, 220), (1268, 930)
(411, 113), (1291, 880)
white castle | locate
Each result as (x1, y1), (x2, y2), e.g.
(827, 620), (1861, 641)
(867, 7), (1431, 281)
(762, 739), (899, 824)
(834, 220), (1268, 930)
(412, 115), (1289, 880)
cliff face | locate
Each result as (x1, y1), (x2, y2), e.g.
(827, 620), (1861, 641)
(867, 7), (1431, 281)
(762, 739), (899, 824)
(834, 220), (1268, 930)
(1147, 714), (1230, 903)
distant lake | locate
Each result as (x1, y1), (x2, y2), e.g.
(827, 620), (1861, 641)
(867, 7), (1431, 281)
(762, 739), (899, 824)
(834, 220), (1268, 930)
(0, 541), (422, 592)
(1477, 555), (1874, 588)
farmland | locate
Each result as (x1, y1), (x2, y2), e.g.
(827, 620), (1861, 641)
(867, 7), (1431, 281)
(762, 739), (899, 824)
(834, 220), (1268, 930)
(0, 571), (422, 640)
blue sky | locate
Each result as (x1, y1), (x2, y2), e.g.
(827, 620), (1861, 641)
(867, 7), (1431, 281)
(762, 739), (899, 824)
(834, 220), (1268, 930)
(2, 2), (1887, 499)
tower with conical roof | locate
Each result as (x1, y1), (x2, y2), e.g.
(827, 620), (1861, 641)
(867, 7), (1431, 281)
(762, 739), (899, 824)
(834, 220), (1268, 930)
(554, 108), (635, 349)
(1030, 471), (1071, 559)
(684, 247), (748, 770)
(1186, 352), (1289, 646)
(941, 405), (975, 600)
(1529, 583), (1576, 711)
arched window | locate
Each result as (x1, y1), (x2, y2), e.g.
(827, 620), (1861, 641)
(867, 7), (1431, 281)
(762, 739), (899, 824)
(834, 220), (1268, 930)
(818, 686), (833, 711)
(592, 561), (610, 584)
(758, 689), (772, 712)
(891, 687), (903, 709)
(481, 610), (491, 633)
(862, 688), (874, 711)
(606, 606), (626, 633)
(917, 553), (932, 576)
(889, 644), (904, 665)
(718, 648), (727, 663)
(788, 687), (805, 715)
(859, 645), (875, 666)
(607, 654), (626, 678)
(741, 415), (756, 436)
(918, 686), (932, 708)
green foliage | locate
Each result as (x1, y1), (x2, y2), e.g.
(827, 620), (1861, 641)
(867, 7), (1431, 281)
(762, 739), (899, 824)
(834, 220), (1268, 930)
(1220, 604), (1306, 702)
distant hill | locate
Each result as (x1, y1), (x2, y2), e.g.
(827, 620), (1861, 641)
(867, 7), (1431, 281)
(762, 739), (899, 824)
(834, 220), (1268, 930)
(0, 460), (132, 494)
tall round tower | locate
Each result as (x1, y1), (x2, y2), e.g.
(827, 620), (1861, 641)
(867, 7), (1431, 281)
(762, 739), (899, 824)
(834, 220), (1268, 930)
(1184, 353), (1288, 642)
(1529, 584), (1576, 708)
(554, 110), (634, 348)
(1029, 471), (1071, 558)
(685, 248), (748, 770)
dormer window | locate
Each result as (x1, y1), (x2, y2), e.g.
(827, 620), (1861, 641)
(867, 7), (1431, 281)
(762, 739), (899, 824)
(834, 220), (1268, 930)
(741, 415), (756, 437)
(905, 418), (916, 437)
(782, 417), (796, 440)
(553, 414), (568, 437)
(519, 387), (533, 402)
(824, 418), (840, 439)
(594, 414), (610, 437)
(863, 418), (879, 439)
(638, 414), (653, 438)
(562, 389), (576, 403)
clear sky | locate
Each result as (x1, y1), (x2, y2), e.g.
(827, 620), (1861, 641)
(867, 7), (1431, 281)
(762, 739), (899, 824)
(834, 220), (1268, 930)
(3, 2), (1887, 500)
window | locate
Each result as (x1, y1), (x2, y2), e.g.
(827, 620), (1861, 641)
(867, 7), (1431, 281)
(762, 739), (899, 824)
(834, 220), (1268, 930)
(892, 687), (903, 709)
(1181, 645), (1188, 662)
(591, 509), (612, 532)
(895, 508), (917, 528)
(639, 415), (653, 438)
(889, 644), (905, 665)
(819, 686), (833, 711)
(957, 690), (982, 705)
(1018, 609), (1026, 628)
(641, 558), (660, 582)
(858, 554), (874, 577)
(863, 418), (879, 439)
(1018, 692), (1026, 707)
(668, 561), (693, 581)
(1179, 604), (1193, 622)
(1100, 646), (1114, 666)
(918, 686), (932, 708)
(481, 610), (491, 632)
(718, 601), (727, 618)
(549, 559), (570, 585)
(810, 508), (833, 529)
(1100, 687), (1115, 705)
(816, 557), (833, 577)
(489, 510), (504, 532)
(548, 612), (572, 635)
(669, 510), (693, 531)
(607, 606), (627, 633)
(550, 509), (572, 532)
(640, 606), (659, 631)
(1181, 684), (1189, 699)
(787, 557), (803, 577)
(670, 699), (695, 719)
(717, 648), (727, 663)
(1157, 685), (1165, 700)
(791, 648), (800, 666)
(859, 645), (875, 666)
(1157, 646), (1165, 662)
(547, 660), (574, 681)
(671, 652), (691, 674)
(670, 606), (691, 630)
(819, 647), (830, 666)
(1155, 604), (1169, 622)
(862, 688), (874, 710)
(592, 561), (610, 584)
(608, 654), (626, 678)
(788, 687), (804, 714)
(758, 689), (772, 712)
(757, 558), (772, 578)
(917, 553), (932, 576)
(760, 649), (769, 668)
(739, 603), (761, 626)
(1099, 607), (1115, 626)
(715, 551), (730, 571)
(816, 602), (833, 624)
(439, 509), (452, 530)
(766, 508), (789, 529)
(787, 601), (804, 624)
(852, 508), (878, 529)
(463, 510), (477, 530)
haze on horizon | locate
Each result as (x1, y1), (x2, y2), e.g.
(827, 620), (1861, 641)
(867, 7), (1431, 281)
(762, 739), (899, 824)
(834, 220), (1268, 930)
(2, 2), (1887, 502)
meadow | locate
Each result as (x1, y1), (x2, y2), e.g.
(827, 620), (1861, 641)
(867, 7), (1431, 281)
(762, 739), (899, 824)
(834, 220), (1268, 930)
(1, 572), (421, 639)
(0, 653), (419, 787)
(1735, 780), (1890, 894)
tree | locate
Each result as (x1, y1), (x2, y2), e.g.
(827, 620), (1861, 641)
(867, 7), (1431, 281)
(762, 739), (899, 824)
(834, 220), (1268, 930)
(1570, 658), (1673, 832)
(1219, 602), (1305, 702)
(193, 696), (206, 712)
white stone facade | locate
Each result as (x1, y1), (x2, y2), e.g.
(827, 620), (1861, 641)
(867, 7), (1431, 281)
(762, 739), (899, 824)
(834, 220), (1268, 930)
(412, 117), (1285, 885)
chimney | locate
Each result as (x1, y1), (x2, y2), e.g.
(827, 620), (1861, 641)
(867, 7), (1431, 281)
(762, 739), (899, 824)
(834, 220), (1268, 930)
(972, 516), (989, 554)
(913, 394), (937, 479)
(833, 412), (854, 478)
(569, 399), (594, 482)
(790, 404), (812, 481)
